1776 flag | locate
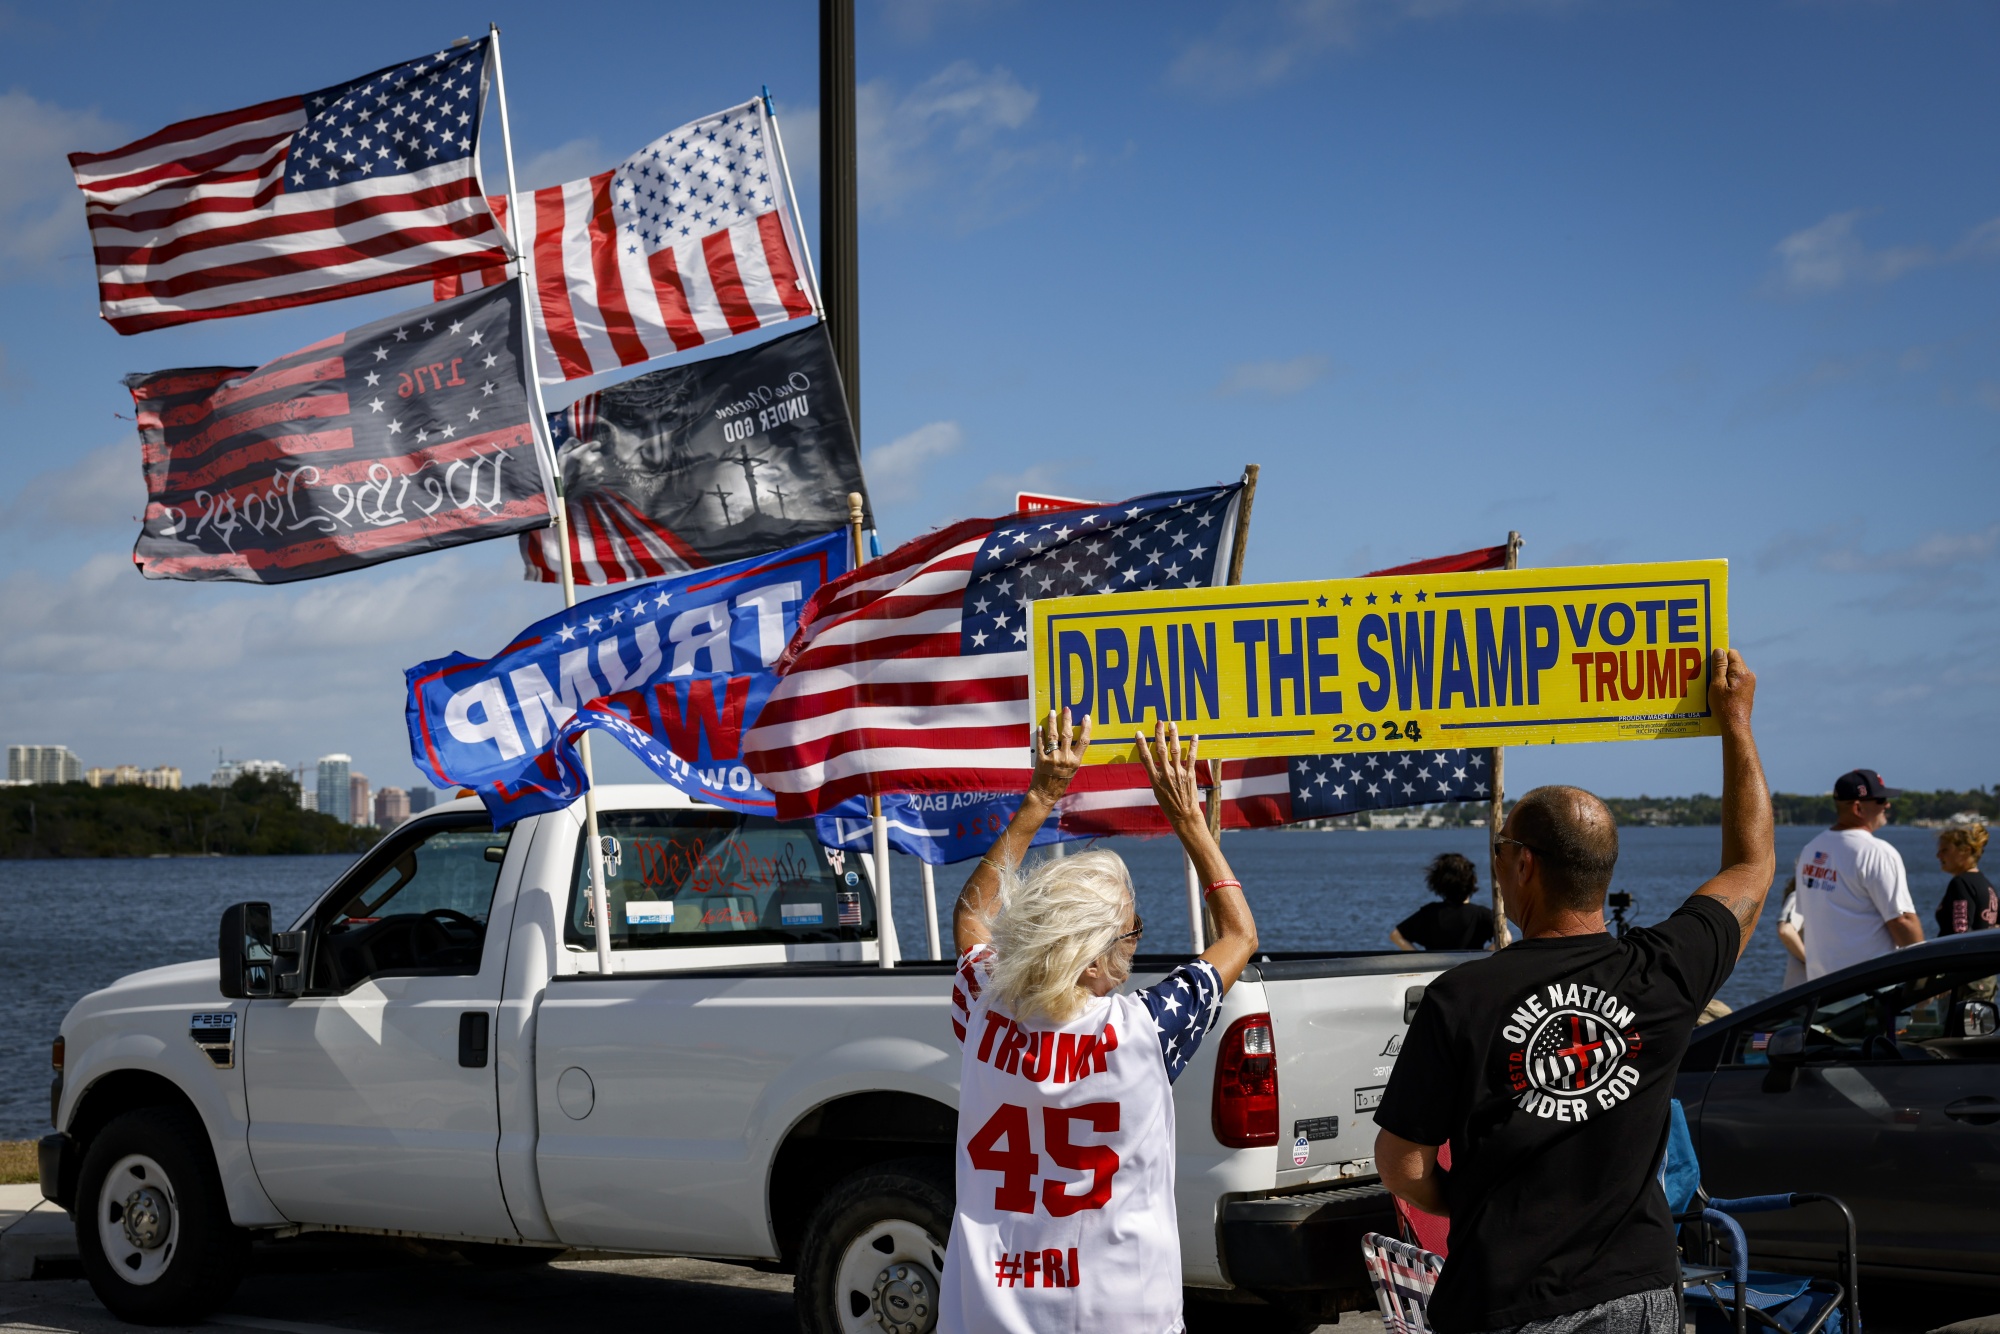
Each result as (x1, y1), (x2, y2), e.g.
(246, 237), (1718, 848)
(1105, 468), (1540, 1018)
(69, 41), (509, 334)
(438, 99), (814, 383)
(126, 283), (552, 583)
(742, 485), (1243, 817)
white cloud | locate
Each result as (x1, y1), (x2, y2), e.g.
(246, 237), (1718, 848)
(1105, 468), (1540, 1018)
(1768, 210), (2000, 296)
(2, 443), (145, 531)
(1167, 0), (1580, 97)
(866, 420), (964, 502)
(0, 89), (123, 270)
(515, 136), (609, 191)
(857, 62), (1072, 226)
(1213, 354), (1333, 398)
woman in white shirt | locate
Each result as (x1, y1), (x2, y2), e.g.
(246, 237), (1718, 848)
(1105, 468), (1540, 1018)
(940, 711), (1259, 1334)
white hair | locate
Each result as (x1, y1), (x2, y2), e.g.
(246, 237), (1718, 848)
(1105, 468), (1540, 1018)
(986, 849), (1135, 1026)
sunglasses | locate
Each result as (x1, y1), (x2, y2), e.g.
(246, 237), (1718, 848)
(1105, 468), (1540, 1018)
(1115, 918), (1144, 944)
(1492, 834), (1549, 859)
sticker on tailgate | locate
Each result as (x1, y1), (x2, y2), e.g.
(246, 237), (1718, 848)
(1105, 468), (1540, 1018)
(1354, 1085), (1386, 1113)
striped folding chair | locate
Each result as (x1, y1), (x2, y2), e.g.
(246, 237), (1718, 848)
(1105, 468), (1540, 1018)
(1362, 1232), (1446, 1334)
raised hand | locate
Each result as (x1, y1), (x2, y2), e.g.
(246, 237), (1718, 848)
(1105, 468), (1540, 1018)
(1027, 708), (1091, 807)
(1134, 719), (1205, 833)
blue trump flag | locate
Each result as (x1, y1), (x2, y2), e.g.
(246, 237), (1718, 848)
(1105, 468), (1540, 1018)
(407, 529), (849, 826)
(816, 791), (1080, 866)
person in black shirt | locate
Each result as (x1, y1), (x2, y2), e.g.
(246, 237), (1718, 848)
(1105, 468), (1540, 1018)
(1392, 852), (1497, 952)
(1374, 649), (1773, 1334)
(1934, 819), (1996, 936)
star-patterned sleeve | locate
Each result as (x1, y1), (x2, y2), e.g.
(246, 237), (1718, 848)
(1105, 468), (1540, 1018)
(1137, 959), (1225, 1084)
(951, 945), (996, 1045)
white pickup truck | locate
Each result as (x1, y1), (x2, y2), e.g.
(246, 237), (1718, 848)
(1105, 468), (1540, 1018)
(39, 787), (1468, 1332)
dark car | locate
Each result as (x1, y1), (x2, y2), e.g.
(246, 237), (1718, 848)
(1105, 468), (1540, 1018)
(1676, 931), (2000, 1285)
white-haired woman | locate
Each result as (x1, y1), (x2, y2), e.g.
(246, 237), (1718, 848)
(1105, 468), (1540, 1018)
(939, 711), (1259, 1334)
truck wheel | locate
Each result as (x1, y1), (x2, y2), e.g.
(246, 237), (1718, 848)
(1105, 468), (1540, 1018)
(75, 1106), (250, 1325)
(795, 1156), (952, 1334)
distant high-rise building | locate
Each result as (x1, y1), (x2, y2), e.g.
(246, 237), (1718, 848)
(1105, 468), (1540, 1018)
(141, 766), (182, 791)
(9, 745), (83, 784)
(350, 774), (371, 827)
(316, 755), (352, 824)
(211, 757), (287, 787)
(300, 788), (318, 814)
(408, 786), (438, 814)
(374, 787), (410, 828)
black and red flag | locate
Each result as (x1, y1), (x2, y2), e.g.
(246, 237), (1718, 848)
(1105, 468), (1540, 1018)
(126, 283), (554, 584)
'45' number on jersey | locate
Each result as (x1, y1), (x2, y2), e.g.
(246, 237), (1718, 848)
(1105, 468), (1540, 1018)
(966, 1101), (1121, 1216)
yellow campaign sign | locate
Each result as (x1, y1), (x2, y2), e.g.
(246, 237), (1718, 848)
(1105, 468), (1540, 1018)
(1028, 561), (1728, 763)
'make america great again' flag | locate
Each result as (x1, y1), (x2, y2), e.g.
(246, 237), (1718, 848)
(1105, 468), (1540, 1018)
(126, 283), (554, 584)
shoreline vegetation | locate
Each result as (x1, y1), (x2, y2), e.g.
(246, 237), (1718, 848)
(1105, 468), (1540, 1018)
(0, 777), (1992, 857)
(0, 776), (379, 859)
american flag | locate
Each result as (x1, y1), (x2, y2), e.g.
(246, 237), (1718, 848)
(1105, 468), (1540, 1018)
(436, 99), (814, 383)
(69, 42), (508, 335)
(742, 486), (1243, 818)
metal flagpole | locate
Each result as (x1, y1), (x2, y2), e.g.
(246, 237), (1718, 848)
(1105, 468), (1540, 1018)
(1191, 463), (1260, 950)
(819, 0), (860, 430)
(920, 862), (941, 961)
(848, 492), (899, 967)
(489, 24), (614, 976)
(761, 88), (824, 317)
(1487, 530), (1523, 950)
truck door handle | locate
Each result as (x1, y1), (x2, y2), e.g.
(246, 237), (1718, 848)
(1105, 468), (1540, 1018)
(458, 1011), (490, 1068)
(1944, 1097), (2000, 1126)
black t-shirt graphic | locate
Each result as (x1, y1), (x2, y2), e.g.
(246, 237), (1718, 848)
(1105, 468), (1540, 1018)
(1936, 872), (1998, 936)
(1374, 896), (1739, 1334)
(1398, 901), (1497, 952)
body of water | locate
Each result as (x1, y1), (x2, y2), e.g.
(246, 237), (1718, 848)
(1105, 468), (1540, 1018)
(0, 824), (1961, 1142)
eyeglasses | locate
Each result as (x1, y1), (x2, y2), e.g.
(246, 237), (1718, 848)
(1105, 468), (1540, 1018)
(1115, 918), (1144, 944)
(1492, 834), (1549, 859)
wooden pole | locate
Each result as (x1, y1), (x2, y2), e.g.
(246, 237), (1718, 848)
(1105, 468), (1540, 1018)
(850, 493), (898, 968)
(1488, 530), (1523, 948)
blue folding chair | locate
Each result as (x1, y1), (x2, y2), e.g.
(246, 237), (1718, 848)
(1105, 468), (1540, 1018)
(1661, 1100), (1861, 1334)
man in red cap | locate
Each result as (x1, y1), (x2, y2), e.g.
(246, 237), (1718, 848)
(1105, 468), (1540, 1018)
(1794, 768), (1923, 978)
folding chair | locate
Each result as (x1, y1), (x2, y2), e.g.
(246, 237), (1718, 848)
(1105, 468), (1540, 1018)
(1661, 1100), (1860, 1334)
(1362, 1231), (1446, 1334)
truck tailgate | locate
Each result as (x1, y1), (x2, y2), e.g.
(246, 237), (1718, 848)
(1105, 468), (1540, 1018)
(1259, 954), (1471, 1188)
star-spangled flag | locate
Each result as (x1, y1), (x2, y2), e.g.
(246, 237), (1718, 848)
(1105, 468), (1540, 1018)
(69, 41), (508, 334)
(436, 99), (814, 383)
(742, 485), (1244, 818)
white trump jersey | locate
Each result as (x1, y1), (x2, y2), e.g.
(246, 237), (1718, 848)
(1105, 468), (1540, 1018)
(941, 946), (1223, 1334)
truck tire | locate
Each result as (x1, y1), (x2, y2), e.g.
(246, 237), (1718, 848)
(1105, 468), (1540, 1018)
(74, 1106), (250, 1325)
(795, 1155), (953, 1334)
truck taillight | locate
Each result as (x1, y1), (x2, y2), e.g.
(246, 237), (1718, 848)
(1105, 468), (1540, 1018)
(1212, 1012), (1278, 1147)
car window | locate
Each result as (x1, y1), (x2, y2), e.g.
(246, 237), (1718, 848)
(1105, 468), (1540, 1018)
(1722, 1002), (1810, 1068)
(314, 822), (511, 990)
(564, 809), (875, 951)
(1804, 961), (2000, 1064)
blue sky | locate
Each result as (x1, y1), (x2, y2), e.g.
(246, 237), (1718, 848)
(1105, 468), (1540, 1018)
(0, 0), (1994, 804)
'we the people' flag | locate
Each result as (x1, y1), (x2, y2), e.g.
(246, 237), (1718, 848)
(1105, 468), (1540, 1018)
(437, 99), (814, 383)
(406, 530), (848, 825)
(741, 485), (1244, 818)
(126, 283), (551, 584)
(69, 42), (508, 334)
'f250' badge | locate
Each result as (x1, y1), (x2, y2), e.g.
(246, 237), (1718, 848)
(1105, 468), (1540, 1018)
(190, 1011), (237, 1069)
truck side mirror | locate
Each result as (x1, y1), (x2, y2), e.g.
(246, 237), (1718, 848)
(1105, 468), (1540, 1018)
(219, 902), (274, 999)
(1766, 1023), (1805, 1066)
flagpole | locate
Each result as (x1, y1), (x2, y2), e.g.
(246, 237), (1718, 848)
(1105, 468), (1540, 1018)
(490, 23), (614, 976)
(1190, 462), (1260, 951)
(761, 88), (825, 317)
(920, 861), (941, 961)
(849, 492), (898, 968)
(1487, 530), (1523, 950)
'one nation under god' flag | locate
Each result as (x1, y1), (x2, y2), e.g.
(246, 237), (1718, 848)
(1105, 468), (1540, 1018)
(69, 41), (508, 334)
(406, 529), (850, 826)
(523, 322), (868, 583)
(437, 99), (814, 383)
(126, 283), (552, 584)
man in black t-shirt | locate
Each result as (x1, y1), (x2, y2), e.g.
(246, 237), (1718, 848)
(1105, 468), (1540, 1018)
(1374, 649), (1773, 1334)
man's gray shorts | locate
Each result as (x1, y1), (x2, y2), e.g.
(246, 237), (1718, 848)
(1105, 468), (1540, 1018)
(1479, 1286), (1682, 1334)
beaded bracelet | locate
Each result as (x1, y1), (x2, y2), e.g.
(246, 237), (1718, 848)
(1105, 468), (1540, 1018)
(1203, 878), (1241, 898)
